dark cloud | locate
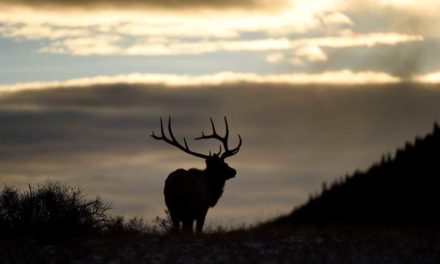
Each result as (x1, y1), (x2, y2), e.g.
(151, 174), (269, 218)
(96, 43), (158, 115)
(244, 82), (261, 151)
(0, 84), (220, 162)
(0, 0), (289, 11)
(1, 83), (440, 223)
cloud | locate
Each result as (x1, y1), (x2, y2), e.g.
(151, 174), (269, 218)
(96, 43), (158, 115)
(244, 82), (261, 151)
(283, 31), (424, 71)
(118, 38), (291, 56)
(0, 0), (290, 11)
(342, 0), (440, 38)
(0, 0), (424, 61)
(0, 71), (402, 94)
(311, 39), (440, 78)
(294, 45), (328, 62)
(5, 28), (419, 57)
(0, 2), (316, 31)
(0, 3), (328, 57)
(1, 81), (440, 223)
(292, 32), (424, 49)
(415, 71), (440, 83)
(0, 24), (89, 40)
(266, 53), (285, 64)
(321, 12), (353, 26)
(39, 35), (123, 55)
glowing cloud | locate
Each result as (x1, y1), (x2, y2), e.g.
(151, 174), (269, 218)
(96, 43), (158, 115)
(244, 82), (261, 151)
(0, 1), (424, 58)
(30, 33), (423, 57)
(321, 12), (354, 26)
(292, 32), (424, 48)
(294, 45), (328, 62)
(0, 70), (401, 94)
(266, 53), (286, 64)
(415, 71), (440, 84)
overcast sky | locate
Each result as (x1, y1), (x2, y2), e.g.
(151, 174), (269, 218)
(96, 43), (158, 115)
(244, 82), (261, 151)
(1, 0), (440, 226)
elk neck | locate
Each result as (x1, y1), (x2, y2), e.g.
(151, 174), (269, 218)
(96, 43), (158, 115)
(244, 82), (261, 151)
(203, 167), (226, 207)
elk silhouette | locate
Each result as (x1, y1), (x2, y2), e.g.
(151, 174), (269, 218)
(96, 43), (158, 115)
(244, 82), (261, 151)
(151, 117), (242, 233)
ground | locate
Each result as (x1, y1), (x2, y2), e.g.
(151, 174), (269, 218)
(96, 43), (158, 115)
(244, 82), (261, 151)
(1, 226), (439, 263)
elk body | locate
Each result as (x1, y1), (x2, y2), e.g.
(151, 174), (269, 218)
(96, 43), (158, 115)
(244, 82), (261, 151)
(151, 117), (241, 233)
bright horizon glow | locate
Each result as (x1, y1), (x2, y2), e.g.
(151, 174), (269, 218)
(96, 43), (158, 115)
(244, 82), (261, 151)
(0, 70), (410, 94)
(4, 69), (440, 95)
(414, 71), (440, 84)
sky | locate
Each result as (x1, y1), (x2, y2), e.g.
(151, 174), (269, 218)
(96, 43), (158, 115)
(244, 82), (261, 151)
(1, 0), (440, 226)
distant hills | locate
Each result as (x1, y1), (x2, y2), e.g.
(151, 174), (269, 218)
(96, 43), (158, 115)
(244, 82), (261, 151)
(271, 123), (440, 226)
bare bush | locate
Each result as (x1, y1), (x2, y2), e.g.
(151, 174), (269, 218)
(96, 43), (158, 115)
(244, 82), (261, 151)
(0, 181), (110, 240)
(153, 210), (174, 233)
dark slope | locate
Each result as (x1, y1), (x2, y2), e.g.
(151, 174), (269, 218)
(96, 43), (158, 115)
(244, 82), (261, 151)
(272, 123), (440, 226)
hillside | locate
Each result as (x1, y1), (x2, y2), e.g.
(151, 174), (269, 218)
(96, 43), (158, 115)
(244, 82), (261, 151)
(271, 123), (440, 226)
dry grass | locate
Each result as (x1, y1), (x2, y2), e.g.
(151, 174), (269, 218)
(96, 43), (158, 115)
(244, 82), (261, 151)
(1, 225), (439, 263)
(1, 182), (439, 263)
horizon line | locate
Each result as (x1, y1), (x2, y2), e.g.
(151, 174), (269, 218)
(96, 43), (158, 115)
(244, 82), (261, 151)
(1, 70), (440, 94)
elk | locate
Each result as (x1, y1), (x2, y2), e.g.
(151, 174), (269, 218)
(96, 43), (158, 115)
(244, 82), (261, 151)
(151, 117), (242, 233)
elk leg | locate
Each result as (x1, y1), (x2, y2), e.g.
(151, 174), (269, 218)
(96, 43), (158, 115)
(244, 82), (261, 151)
(170, 212), (180, 233)
(196, 210), (208, 233)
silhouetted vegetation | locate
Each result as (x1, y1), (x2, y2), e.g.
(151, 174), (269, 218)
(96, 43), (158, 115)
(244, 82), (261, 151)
(153, 209), (174, 233)
(271, 123), (440, 226)
(0, 181), (110, 241)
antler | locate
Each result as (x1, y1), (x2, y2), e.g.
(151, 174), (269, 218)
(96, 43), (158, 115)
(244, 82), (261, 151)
(195, 117), (242, 159)
(151, 117), (211, 159)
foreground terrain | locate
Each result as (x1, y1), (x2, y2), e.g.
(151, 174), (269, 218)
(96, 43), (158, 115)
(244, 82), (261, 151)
(1, 225), (439, 264)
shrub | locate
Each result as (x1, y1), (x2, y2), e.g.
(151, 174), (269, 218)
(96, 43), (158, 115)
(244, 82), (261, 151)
(153, 209), (174, 233)
(0, 181), (110, 240)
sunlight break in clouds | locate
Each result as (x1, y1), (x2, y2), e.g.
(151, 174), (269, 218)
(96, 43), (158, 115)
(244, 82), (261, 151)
(284, 32), (424, 65)
(0, 0), (438, 86)
(34, 32), (423, 57)
(415, 71), (440, 84)
(0, 3), (322, 35)
(0, 0), (421, 57)
(266, 53), (286, 64)
(0, 71), (401, 93)
(292, 32), (424, 49)
(294, 45), (328, 63)
(0, 2), (326, 58)
(40, 38), (292, 56)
